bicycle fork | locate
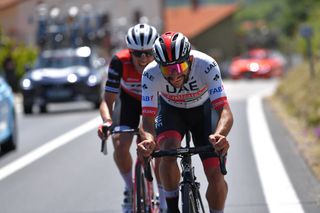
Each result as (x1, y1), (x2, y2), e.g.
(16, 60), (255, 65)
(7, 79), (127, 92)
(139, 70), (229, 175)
(180, 156), (206, 213)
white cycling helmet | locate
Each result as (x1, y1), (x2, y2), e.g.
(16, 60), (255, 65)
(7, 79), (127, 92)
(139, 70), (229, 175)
(153, 31), (191, 66)
(126, 23), (158, 50)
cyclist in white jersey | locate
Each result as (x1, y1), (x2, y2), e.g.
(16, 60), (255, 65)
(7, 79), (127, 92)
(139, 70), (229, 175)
(98, 24), (167, 213)
(137, 31), (234, 213)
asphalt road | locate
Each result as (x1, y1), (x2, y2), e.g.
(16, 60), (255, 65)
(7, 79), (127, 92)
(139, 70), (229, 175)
(0, 79), (319, 213)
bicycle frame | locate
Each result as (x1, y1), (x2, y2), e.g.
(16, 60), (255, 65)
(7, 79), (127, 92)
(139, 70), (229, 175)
(180, 132), (205, 213)
(150, 131), (227, 213)
(100, 125), (159, 213)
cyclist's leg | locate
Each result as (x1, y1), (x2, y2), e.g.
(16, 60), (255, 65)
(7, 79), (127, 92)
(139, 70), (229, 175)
(158, 135), (181, 212)
(112, 133), (134, 186)
(156, 97), (186, 212)
(112, 90), (141, 211)
(154, 157), (168, 211)
(188, 99), (228, 212)
(204, 164), (228, 212)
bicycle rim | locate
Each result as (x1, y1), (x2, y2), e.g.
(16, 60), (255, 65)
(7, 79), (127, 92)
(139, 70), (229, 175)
(147, 161), (159, 212)
(134, 163), (150, 213)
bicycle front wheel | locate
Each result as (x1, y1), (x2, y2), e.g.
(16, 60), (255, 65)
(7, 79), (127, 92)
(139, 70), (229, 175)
(135, 162), (156, 213)
(181, 183), (198, 213)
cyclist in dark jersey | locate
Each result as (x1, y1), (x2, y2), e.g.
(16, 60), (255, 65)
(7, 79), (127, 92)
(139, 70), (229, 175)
(137, 32), (234, 213)
(97, 24), (167, 212)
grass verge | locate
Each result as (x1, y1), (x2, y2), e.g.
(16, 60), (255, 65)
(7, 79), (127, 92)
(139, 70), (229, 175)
(268, 61), (320, 180)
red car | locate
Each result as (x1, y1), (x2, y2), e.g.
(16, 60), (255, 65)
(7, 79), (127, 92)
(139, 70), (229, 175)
(229, 48), (287, 79)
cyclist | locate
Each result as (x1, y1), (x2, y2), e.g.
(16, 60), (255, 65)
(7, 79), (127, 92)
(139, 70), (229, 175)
(137, 31), (234, 213)
(97, 23), (167, 212)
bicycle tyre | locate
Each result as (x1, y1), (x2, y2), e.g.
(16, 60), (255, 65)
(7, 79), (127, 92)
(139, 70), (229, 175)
(181, 183), (198, 213)
(193, 186), (205, 213)
(135, 163), (149, 213)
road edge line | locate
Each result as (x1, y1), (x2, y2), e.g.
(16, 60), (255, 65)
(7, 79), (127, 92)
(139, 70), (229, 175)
(0, 116), (101, 181)
(247, 94), (305, 213)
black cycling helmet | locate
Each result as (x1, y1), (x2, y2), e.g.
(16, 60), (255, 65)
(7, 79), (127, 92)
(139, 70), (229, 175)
(153, 31), (191, 66)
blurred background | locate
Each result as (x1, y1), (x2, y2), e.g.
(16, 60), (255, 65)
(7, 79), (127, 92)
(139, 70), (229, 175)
(0, 0), (319, 86)
(0, 0), (320, 163)
(0, 1), (319, 212)
(0, 0), (319, 168)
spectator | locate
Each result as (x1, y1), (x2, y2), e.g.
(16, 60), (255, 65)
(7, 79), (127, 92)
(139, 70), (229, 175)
(3, 54), (18, 92)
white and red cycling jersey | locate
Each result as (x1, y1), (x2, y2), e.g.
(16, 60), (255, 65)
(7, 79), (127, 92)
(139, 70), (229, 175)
(141, 50), (229, 117)
(105, 49), (141, 100)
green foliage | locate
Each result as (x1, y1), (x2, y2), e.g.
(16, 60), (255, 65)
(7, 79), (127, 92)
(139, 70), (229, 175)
(0, 28), (37, 79)
(234, 0), (320, 57)
(11, 45), (38, 78)
(275, 62), (320, 127)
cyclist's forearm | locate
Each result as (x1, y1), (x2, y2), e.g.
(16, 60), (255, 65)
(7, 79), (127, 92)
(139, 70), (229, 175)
(141, 116), (156, 141)
(100, 92), (117, 122)
(214, 105), (233, 136)
(99, 101), (112, 122)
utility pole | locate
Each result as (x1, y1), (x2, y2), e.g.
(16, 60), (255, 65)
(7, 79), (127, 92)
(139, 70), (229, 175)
(300, 25), (315, 78)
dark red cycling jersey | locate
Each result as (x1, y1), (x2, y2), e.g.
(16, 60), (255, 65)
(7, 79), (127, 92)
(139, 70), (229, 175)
(105, 49), (142, 100)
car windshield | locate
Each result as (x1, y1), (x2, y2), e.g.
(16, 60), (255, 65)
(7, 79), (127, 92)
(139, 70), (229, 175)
(35, 55), (91, 69)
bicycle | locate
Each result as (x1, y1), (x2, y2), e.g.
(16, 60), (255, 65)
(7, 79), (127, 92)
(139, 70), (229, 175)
(146, 131), (227, 213)
(100, 124), (160, 213)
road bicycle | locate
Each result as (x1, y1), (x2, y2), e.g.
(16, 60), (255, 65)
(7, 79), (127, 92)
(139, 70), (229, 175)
(100, 124), (160, 213)
(147, 131), (227, 213)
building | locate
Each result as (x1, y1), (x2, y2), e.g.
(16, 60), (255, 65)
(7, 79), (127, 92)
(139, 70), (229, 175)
(0, 0), (163, 46)
(164, 3), (240, 59)
(1, 0), (239, 60)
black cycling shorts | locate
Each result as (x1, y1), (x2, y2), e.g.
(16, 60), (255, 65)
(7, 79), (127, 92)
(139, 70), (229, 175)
(155, 97), (220, 165)
(112, 89), (141, 129)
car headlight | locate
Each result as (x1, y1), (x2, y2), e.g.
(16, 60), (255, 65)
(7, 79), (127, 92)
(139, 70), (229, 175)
(87, 74), (98, 86)
(67, 73), (78, 83)
(249, 62), (260, 72)
(22, 78), (33, 89)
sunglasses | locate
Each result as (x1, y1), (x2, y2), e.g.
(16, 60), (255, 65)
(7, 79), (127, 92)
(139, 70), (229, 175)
(160, 61), (189, 79)
(130, 50), (153, 57)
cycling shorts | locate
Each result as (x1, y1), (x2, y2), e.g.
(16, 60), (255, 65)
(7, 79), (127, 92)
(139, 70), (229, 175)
(155, 97), (221, 169)
(112, 89), (141, 129)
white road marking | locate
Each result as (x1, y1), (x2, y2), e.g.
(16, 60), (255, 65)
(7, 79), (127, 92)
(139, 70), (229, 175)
(247, 94), (305, 213)
(0, 116), (101, 181)
(4, 83), (305, 212)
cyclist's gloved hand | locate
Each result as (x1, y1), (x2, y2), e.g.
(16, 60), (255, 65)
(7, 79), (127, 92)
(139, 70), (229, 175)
(137, 139), (156, 160)
(209, 133), (229, 155)
(97, 120), (113, 140)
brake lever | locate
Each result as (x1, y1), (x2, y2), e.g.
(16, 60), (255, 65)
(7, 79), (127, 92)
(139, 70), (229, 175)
(218, 153), (227, 175)
(101, 123), (111, 155)
(144, 157), (153, 182)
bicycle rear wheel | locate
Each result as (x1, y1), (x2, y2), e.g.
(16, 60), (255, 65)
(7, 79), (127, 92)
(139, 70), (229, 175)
(181, 183), (198, 213)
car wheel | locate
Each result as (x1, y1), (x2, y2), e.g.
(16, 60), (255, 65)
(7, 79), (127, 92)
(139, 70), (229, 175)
(40, 104), (47, 113)
(23, 104), (33, 114)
